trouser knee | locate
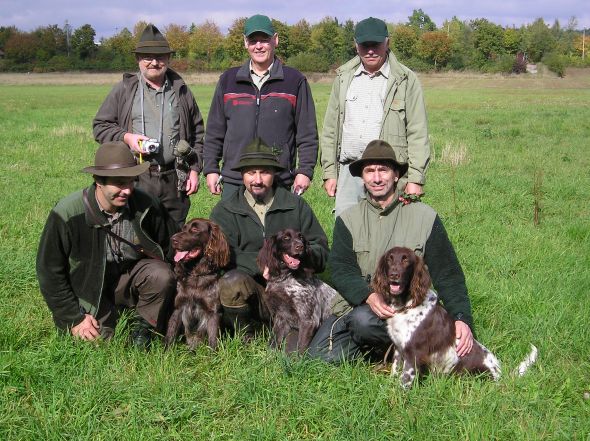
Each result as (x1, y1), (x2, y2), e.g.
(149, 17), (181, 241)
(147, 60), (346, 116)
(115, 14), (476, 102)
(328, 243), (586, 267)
(345, 304), (391, 348)
(218, 269), (263, 308)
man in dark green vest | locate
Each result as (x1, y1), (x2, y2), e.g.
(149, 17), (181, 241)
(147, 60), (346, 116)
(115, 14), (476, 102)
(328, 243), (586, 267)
(309, 140), (474, 362)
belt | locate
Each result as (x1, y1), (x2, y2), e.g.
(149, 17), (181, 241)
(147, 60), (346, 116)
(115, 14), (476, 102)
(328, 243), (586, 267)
(148, 163), (175, 174)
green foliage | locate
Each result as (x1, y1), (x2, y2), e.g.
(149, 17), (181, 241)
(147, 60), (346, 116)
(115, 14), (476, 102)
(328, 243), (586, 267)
(525, 18), (556, 62)
(390, 25), (418, 60)
(407, 8), (437, 33)
(224, 17), (247, 64)
(471, 18), (505, 61)
(417, 31), (452, 69)
(543, 52), (566, 77)
(70, 24), (97, 60)
(0, 15), (589, 73)
(286, 51), (331, 73)
(310, 17), (345, 66)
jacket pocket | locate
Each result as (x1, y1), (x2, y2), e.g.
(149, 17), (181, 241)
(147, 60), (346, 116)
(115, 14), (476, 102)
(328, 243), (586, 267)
(384, 99), (408, 146)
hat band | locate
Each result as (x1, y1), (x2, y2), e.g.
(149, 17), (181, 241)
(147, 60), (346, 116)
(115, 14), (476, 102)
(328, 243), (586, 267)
(93, 162), (138, 170)
(137, 41), (170, 48)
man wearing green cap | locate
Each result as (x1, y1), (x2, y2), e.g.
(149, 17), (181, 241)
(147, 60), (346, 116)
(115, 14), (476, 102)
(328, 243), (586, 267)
(209, 138), (328, 335)
(93, 24), (204, 227)
(309, 140), (474, 362)
(204, 14), (319, 200)
(321, 17), (431, 216)
(36, 142), (178, 347)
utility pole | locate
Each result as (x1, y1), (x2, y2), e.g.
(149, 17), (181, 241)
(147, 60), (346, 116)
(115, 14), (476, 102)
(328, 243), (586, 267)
(583, 29), (586, 60)
(64, 20), (72, 57)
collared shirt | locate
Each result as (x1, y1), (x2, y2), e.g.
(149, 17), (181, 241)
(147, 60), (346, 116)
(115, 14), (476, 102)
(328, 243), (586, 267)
(339, 57), (390, 162)
(131, 73), (180, 165)
(244, 187), (275, 224)
(249, 60), (273, 90)
(96, 199), (140, 264)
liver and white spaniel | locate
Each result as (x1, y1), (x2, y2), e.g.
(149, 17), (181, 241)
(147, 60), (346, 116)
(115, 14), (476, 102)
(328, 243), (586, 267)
(373, 246), (537, 388)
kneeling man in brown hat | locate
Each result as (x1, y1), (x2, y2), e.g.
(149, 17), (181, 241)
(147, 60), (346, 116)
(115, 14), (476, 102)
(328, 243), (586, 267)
(36, 142), (178, 348)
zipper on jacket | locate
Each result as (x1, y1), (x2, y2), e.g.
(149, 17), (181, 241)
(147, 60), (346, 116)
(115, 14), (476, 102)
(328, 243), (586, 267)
(253, 82), (261, 138)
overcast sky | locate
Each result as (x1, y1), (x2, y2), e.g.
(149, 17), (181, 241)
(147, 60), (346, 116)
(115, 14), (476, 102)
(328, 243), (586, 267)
(2, 0), (588, 40)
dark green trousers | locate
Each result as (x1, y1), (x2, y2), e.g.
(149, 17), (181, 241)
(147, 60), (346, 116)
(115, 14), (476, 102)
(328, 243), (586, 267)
(307, 304), (392, 363)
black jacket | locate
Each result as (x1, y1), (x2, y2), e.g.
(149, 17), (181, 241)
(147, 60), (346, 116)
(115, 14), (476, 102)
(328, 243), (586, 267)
(203, 58), (319, 185)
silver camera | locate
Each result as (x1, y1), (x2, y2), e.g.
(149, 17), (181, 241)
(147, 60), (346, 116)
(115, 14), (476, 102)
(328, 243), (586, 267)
(139, 138), (160, 154)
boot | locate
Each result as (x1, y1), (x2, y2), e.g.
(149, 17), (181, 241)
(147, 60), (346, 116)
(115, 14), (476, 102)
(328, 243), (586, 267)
(130, 316), (154, 350)
(222, 305), (257, 343)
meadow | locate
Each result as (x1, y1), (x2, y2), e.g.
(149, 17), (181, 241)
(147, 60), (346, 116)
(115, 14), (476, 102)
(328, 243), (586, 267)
(0, 69), (589, 440)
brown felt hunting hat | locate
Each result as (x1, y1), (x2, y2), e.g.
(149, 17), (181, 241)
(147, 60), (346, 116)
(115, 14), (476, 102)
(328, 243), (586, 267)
(231, 137), (285, 172)
(134, 24), (174, 54)
(82, 142), (150, 177)
(349, 140), (408, 177)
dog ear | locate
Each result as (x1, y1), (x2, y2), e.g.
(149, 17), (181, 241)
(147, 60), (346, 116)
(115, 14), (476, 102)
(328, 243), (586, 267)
(257, 233), (282, 277)
(205, 221), (230, 268)
(409, 253), (431, 307)
(371, 250), (391, 300)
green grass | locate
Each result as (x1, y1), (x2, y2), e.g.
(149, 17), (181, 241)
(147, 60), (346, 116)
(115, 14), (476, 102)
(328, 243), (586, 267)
(1, 76), (589, 439)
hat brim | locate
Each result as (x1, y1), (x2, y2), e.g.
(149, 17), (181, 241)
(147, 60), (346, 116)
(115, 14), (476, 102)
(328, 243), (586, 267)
(349, 158), (408, 177)
(82, 161), (150, 177)
(231, 158), (285, 172)
(244, 29), (275, 37)
(355, 35), (388, 44)
(133, 46), (174, 55)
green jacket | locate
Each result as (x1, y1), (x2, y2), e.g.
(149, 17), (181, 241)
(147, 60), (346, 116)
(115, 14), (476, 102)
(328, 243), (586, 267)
(36, 184), (177, 330)
(320, 52), (430, 185)
(210, 186), (329, 279)
(330, 197), (473, 329)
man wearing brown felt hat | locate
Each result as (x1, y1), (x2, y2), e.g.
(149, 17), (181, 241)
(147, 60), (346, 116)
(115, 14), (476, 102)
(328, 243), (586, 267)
(93, 24), (204, 227)
(37, 141), (178, 348)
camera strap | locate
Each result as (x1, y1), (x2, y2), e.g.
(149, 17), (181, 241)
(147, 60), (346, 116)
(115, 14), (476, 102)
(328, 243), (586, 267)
(139, 75), (165, 145)
(82, 188), (163, 262)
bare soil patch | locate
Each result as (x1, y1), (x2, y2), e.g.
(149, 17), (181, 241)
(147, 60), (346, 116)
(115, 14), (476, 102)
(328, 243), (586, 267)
(0, 68), (588, 89)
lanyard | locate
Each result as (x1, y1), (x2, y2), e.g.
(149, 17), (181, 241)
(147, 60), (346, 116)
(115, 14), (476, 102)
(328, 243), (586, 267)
(139, 76), (165, 144)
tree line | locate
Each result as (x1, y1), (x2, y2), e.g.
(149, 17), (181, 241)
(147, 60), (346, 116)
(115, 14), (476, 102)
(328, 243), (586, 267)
(1, 10), (588, 76)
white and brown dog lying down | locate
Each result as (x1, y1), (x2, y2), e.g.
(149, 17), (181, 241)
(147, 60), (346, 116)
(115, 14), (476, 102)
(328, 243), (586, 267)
(165, 218), (230, 350)
(372, 246), (538, 388)
(257, 229), (336, 354)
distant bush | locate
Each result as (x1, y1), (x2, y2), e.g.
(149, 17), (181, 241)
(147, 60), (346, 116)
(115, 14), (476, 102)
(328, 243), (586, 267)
(543, 52), (566, 77)
(402, 57), (435, 72)
(287, 52), (331, 73)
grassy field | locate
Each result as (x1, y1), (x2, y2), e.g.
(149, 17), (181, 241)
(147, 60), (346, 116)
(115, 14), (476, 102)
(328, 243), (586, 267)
(0, 70), (589, 440)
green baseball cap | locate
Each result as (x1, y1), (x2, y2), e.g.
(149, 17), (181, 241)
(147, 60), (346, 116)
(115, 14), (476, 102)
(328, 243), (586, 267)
(354, 17), (389, 44)
(244, 14), (275, 37)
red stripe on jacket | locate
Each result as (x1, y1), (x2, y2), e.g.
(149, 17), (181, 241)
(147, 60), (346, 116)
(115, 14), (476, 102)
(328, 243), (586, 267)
(223, 92), (297, 108)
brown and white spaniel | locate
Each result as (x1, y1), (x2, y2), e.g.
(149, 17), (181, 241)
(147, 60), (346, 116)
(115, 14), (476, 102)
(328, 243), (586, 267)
(165, 218), (230, 350)
(373, 246), (537, 388)
(257, 229), (336, 354)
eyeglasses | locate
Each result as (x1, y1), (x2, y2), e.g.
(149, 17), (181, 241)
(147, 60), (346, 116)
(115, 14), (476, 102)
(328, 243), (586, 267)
(140, 55), (169, 63)
(246, 37), (273, 46)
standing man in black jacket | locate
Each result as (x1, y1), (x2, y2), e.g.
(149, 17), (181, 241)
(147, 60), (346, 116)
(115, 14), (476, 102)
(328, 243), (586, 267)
(93, 24), (204, 227)
(203, 14), (319, 199)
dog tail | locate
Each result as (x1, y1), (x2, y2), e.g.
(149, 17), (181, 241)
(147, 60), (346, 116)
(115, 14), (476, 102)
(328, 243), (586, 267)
(512, 344), (538, 377)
